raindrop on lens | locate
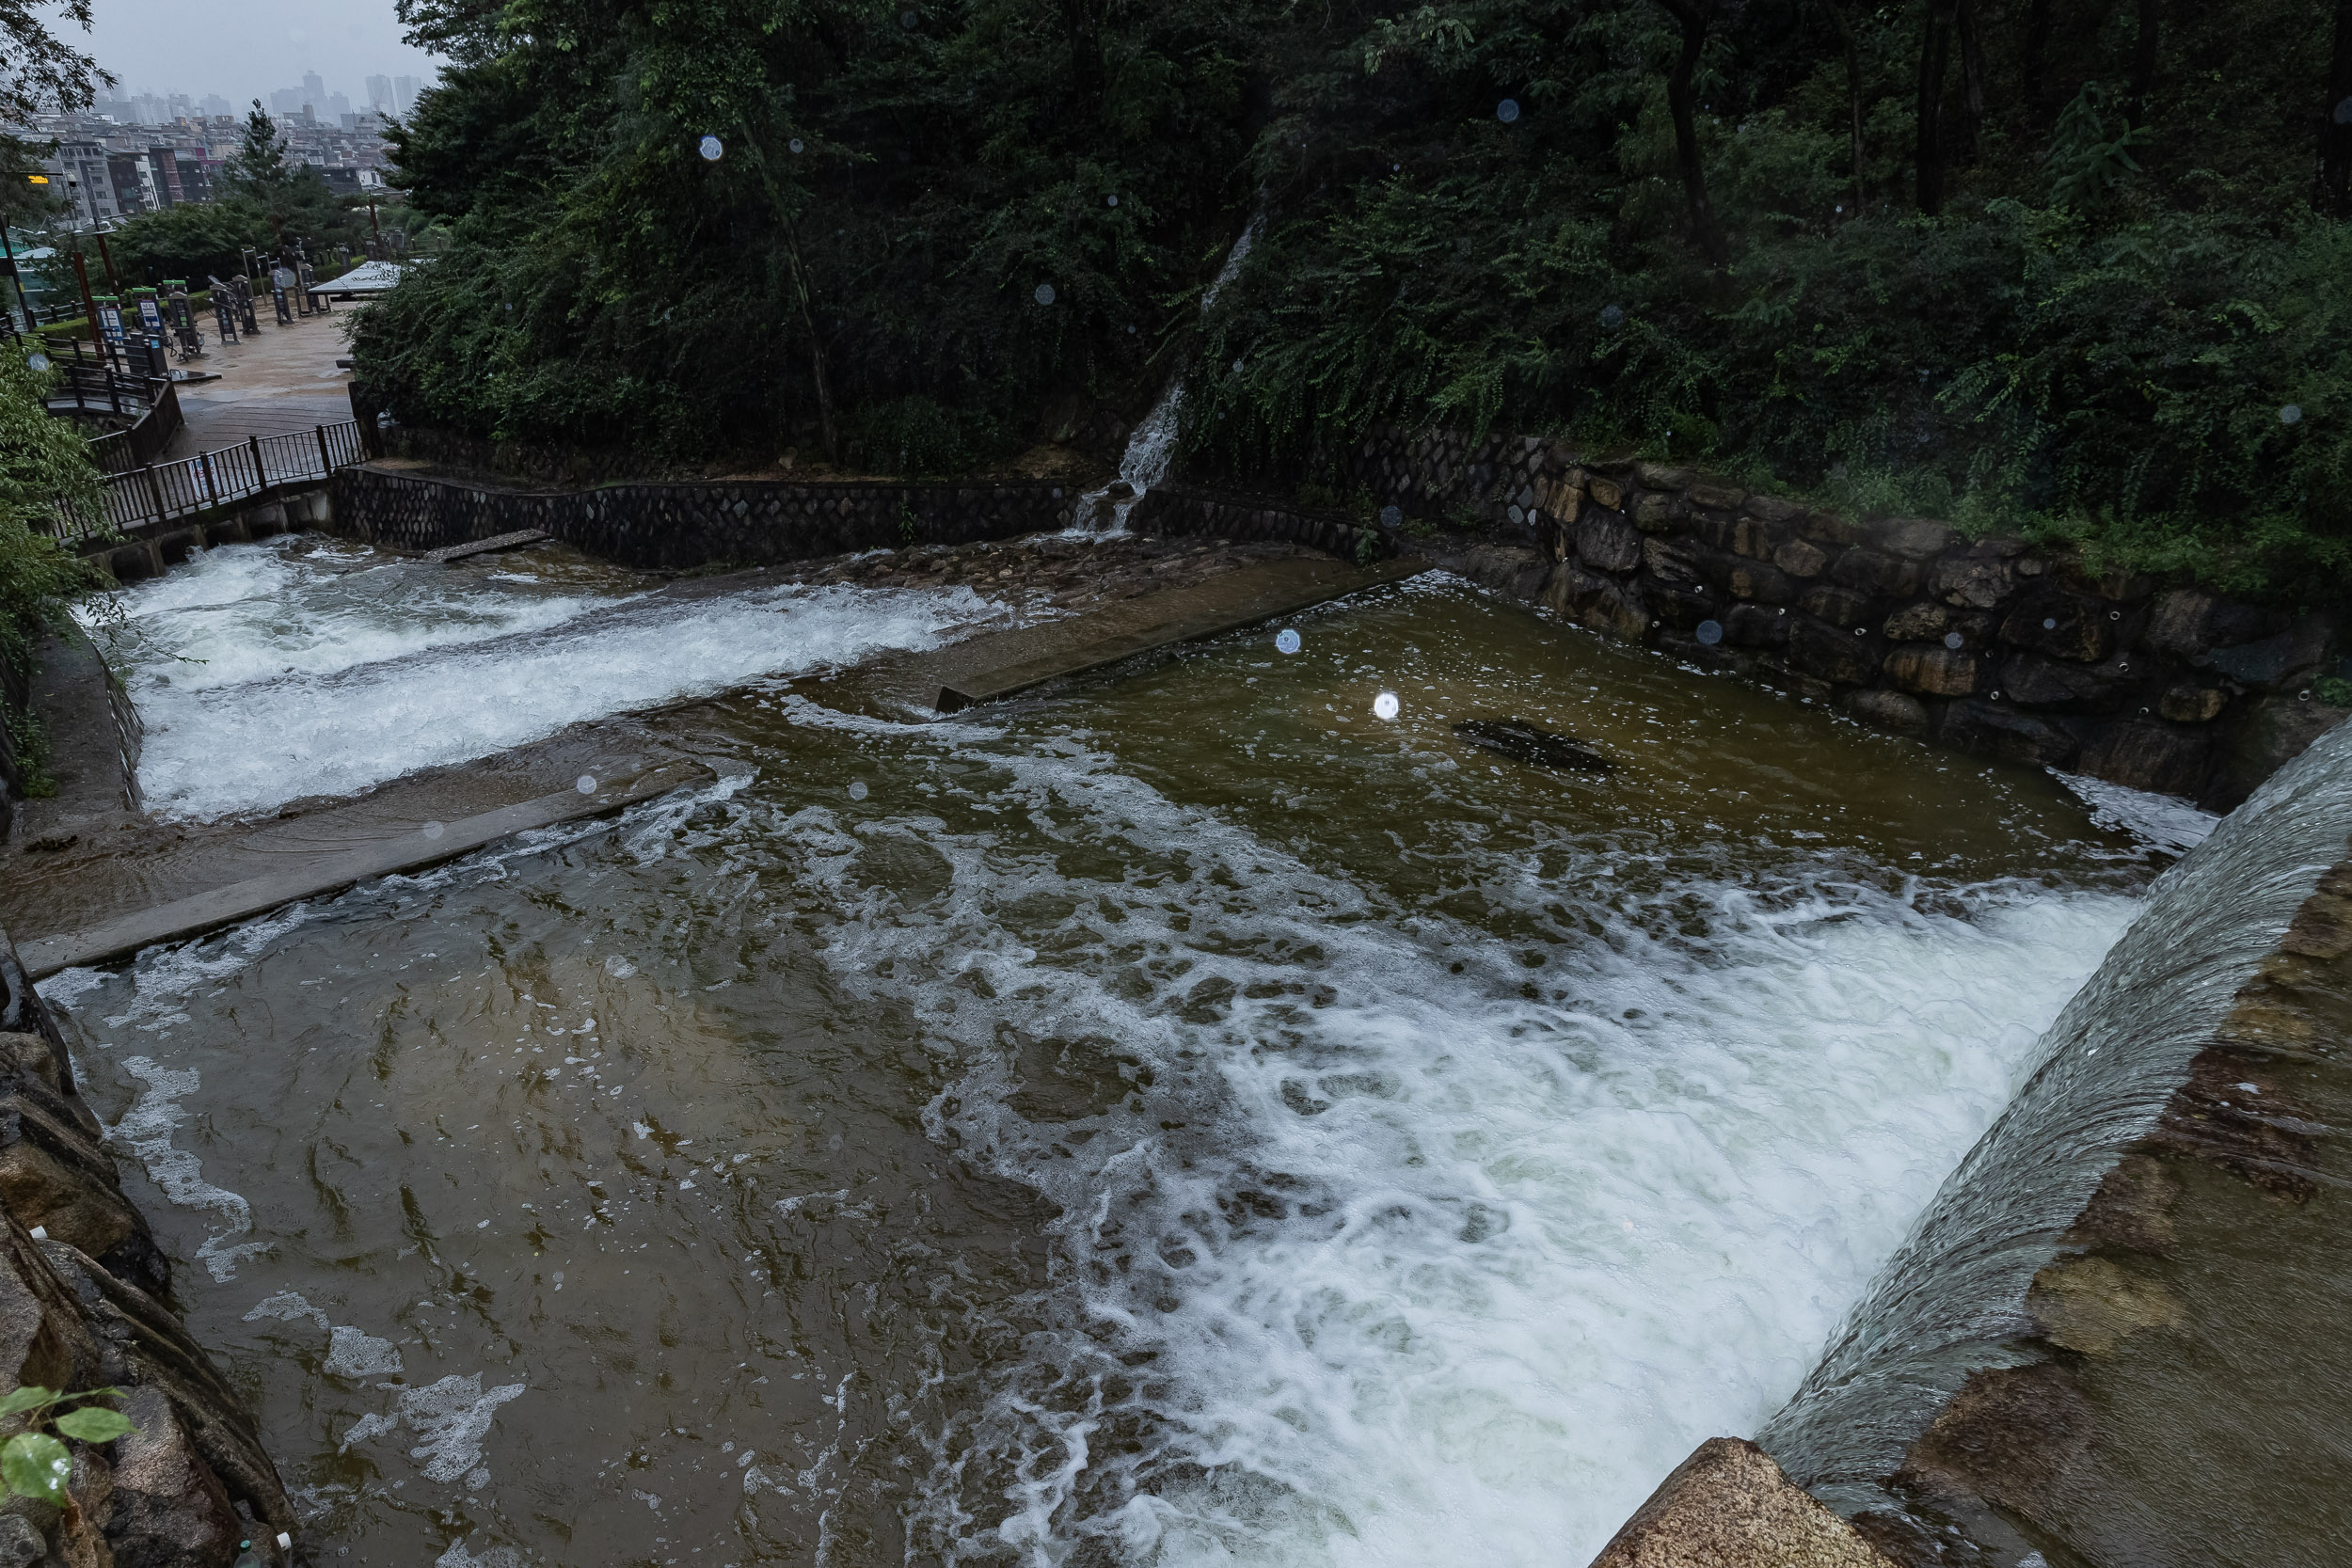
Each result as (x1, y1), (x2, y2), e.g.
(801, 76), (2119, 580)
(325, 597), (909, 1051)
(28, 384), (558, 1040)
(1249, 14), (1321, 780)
(900, 8), (917, 25)
(1599, 304), (1625, 331)
(848, 781), (868, 800)
(421, 821), (444, 841)
(1275, 628), (1301, 655)
(576, 775), (597, 795)
(698, 135), (723, 161)
(789, 137), (804, 153)
(2043, 618), (2058, 630)
(1034, 283), (1056, 306)
(25, 352), (50, 372)
(2280, 404), (2303, 424)
(1379, 504), (1402, 528)
(1694, 619), (1724, 645)
(1497, 99), (1520, 123)
(1373, 691), (1401, 721)
(1944, 631), (1963, 650)
(1105, 194), (1118, 207)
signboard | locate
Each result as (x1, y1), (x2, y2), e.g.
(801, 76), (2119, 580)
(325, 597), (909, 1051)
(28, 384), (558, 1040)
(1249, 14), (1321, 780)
(96, 303), (124, 343)
(136, 296), (164, 332)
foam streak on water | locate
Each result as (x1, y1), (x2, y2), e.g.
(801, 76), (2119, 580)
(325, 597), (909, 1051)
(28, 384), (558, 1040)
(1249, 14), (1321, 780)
(104, 539), (1005, 818)
(763, 711), (2136, 1565)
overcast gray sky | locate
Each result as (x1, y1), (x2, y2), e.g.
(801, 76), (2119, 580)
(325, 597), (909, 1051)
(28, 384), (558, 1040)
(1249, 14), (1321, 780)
(59, 0), (444, 108)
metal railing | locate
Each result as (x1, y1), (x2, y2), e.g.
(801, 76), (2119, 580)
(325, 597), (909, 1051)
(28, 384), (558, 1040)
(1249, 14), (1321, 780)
(50, 420), (368, 546)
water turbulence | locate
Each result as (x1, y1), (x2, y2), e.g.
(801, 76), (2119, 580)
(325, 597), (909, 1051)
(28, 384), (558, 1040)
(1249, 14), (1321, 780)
(39, 574), (2188, 1564)
(1761, 714), (2352, 1513)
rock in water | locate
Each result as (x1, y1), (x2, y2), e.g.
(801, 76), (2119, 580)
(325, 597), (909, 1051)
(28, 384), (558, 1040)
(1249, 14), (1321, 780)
(1453, 719), (1614, 773)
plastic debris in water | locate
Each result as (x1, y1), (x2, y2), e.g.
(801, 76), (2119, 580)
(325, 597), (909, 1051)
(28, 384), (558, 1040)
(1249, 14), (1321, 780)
(698, 135), (723, 161)
(576, 775), (597, 794)
(1373, 691), (1401, 721)
(1453, 719), (1615, 773)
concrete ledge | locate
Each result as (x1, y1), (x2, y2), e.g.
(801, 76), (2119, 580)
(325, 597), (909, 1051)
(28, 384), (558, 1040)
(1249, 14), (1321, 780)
(1588, 1439), (1894, 1568)
(936, 556), (1426, 711)
(424, 527), (548, 563)
(18, 761), (711, 979)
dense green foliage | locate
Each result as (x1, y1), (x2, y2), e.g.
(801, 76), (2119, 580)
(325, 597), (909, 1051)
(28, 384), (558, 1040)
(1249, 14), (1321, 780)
(361, 0), (2352, 601)
(0, 346), (106, 791)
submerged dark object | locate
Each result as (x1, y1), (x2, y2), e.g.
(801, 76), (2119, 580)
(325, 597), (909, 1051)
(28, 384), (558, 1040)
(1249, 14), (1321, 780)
(1452, 719), (1615, 773)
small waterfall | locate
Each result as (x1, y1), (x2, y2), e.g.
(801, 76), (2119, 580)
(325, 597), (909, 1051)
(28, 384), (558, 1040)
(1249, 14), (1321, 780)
(1760, 716), (2352, 1513)
(1072, 218), (1261, 534)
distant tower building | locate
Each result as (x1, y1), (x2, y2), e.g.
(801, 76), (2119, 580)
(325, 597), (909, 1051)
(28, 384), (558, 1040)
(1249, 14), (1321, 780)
(393, 74), (421, 115)
(366, 74), (393, 114)
(302, 71), (326, 108)
(270, 87), (303, 115)
(200, 92), (231, 118)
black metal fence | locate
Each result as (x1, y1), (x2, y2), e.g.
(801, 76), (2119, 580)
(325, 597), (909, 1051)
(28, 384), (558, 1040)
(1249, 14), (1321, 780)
(50, 420), (368, 546)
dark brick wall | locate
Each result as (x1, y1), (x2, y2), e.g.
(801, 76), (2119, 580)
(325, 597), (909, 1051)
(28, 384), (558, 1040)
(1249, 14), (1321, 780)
(331, 467), (1080, 570)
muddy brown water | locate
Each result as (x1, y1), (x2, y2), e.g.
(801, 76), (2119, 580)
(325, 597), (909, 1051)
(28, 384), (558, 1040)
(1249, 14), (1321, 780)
(38, 558), (2185, 1567)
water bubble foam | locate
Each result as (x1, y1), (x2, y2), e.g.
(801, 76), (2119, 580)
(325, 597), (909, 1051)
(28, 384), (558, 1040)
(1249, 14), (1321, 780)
(1373, 690), (1401, 721)
(1275, 628), (1301, 655)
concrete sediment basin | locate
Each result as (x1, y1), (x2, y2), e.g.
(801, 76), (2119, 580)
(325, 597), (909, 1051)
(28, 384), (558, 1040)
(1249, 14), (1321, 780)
(18, 761), (711, 979)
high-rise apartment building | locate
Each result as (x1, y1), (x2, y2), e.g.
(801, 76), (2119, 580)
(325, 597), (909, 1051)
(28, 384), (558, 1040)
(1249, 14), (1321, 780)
(302, 71), (326, 110)
(269, 87), (303, 116)
(365, 75), (394, 115)
(393, 75), (421, 115)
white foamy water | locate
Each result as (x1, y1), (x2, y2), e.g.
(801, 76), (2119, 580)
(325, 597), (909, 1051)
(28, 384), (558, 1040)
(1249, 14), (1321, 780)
(105, 539), (1005, 818)
(764, 709), (2138, 1566)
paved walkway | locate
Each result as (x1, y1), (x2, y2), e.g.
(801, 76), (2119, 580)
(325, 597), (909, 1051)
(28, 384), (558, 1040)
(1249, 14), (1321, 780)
(163, 305), (359, 458)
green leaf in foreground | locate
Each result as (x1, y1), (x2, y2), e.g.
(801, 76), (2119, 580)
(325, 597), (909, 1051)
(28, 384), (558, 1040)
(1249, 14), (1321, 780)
(1, 1432), (71, 1502)
(52, 1408), (134, 1444)
(0, 1387), (56, 1418)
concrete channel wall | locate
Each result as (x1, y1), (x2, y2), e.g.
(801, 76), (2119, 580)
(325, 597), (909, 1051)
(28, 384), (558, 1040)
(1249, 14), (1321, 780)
(0, 929), (294, 1565)
(1137, 446), (2349, 811)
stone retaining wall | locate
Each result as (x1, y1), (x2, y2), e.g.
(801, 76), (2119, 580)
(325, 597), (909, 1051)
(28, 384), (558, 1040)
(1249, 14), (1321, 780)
(1142, 436), (2350, 810)
(331, 466), (1080, 570)
(0, 928), (293, 1566)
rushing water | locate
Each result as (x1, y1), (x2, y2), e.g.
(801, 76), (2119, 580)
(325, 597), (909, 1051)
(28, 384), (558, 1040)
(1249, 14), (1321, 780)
(41, 549), (2187, 1567)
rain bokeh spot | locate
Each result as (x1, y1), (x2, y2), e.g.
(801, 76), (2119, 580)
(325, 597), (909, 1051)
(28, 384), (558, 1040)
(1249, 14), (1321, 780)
(2043, 618), (2058, 630)
(1599, 304), (1625, 331)
(421, 821), (444, 841)
(1275, 628), (1301, 655)
(1944, 631), (1964, 650)
(1373, 691), (1401, 721)
(900, 8), (917, 25)
(697, 135), (723, 161)
(1033, 283), (1056, 306)
(1497, 99), (1520, 123)
(576, 775), (597, 795)
(789, 137), (804, 153)
(1105, 194), (1118, 207)
(1379, 504), (1402, 528)
(849, 781), (869, 800)
(25, 352), (50, 373)
(1694, 619), (1724, 645)
(2280, 404), (2303, 424)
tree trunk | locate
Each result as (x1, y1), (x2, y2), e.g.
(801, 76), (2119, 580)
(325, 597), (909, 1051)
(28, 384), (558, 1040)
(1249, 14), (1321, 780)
(2128, 0), (2161, 127)
(1955, 0), (1986, 154)
(1915, 1), (1958, 215)
(1652, 0), (1730, 265)
(781, 222), (839, 465)
(2023, 0), (2054, 119)
(1830, 1), (1867, 215)
(1061, 0), (1104, 123)
(2326, 0), (2352, 214)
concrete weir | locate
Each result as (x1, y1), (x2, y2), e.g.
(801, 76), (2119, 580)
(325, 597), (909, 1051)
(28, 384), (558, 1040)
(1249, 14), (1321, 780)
(19, 762), (710, 981)
(1589, 713), (2352, 1567)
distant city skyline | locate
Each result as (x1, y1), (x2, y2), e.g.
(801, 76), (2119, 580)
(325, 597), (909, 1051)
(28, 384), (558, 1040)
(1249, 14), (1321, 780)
(66, 0), (442, 117)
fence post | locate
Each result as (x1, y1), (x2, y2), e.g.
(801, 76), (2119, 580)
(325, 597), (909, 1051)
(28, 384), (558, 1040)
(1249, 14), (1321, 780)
(199, 450), (219, 508)
(142, 464), (167, 527)
(314, 423), (332, 480)
(249, 436), (265, 495)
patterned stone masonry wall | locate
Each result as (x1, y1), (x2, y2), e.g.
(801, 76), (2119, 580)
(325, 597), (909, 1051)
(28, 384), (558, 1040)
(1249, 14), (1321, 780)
(1145, 431), (2351, 811)
(330, 467), (1080, 570)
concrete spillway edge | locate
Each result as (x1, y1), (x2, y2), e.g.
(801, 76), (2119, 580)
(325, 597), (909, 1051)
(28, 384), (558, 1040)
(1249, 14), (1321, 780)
(18, 761), (713, 980)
